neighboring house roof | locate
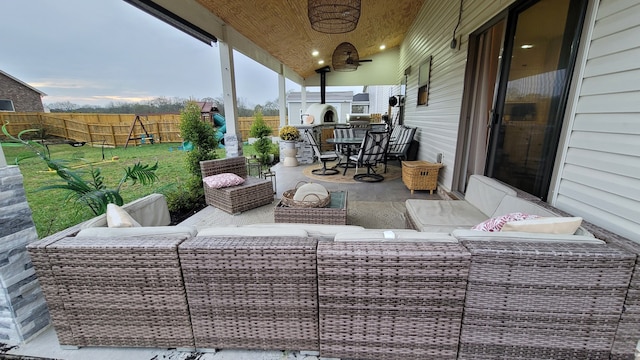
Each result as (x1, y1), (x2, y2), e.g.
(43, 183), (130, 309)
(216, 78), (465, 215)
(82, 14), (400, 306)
(0, 69), (47, 96)
(353, 93), (369, 102)
(196, 101), (217, 113)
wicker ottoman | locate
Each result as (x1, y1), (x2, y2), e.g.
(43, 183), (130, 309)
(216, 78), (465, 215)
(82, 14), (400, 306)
(274, 190), (348, 225)
(179, 236), (320, 352)
(402, 160), (442, 194)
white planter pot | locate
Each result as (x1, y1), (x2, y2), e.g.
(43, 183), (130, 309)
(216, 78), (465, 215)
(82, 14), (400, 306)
(281, 141), (298, 167)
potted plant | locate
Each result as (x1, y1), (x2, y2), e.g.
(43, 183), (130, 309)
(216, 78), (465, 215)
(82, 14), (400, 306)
(278, 125), (300, 166)
(279, 125), (300, 142)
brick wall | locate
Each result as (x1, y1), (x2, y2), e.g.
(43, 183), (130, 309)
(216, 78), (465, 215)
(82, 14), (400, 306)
(0, 73), (44, 112)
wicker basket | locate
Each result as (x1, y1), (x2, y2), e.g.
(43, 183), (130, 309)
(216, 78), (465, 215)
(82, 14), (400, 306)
(281, 182), (331, 208)
(402, 160), (443, 194)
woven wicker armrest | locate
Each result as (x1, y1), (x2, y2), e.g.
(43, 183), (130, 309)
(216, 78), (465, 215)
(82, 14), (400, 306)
(459, 240), (635, 360)
(28, 235), (194, 349)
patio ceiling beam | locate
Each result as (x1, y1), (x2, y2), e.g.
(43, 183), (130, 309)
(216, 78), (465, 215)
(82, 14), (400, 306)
(123, 0), (217, 45)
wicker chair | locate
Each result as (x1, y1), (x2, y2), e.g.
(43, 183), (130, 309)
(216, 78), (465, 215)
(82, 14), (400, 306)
(200, 157), (274, 214)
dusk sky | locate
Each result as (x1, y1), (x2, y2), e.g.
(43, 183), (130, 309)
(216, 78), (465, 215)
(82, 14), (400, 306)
(1, 0), (316, 107)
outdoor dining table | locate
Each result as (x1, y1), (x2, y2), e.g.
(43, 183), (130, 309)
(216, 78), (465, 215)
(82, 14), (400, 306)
(326, 137), (363, 175)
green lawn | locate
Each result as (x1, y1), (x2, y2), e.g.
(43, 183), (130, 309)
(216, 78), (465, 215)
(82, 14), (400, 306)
(2, 141), (256, 238)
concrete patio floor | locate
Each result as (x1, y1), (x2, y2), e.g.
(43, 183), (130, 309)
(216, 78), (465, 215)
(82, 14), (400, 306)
(268, 160), (445, 202)
(4, 159), (444, 360)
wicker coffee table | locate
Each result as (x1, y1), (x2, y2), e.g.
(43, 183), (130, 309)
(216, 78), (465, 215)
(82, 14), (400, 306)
(274, 191), (347, 225)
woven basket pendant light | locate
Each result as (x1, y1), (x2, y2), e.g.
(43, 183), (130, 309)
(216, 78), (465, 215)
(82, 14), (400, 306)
(308, 0), (361, 34)
(332, 42), (359, 71)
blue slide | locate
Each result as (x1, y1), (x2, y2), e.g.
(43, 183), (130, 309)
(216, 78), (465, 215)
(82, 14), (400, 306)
(213, 113), (226, 147)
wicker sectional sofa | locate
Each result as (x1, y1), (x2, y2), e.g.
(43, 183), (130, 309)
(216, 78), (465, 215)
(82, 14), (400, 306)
(26, 188), (640, 359)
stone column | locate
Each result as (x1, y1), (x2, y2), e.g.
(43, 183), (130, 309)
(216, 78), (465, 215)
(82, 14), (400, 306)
(0, 166), (50, 344)
(224, 133), (242, 158)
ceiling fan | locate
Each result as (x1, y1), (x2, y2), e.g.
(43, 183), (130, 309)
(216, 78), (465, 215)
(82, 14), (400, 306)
(332, 42), (372, 72)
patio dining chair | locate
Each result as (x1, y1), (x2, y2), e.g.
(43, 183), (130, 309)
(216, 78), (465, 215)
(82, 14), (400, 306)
(385, 125), (416, 172)
(349, 131), (390, 182)
(305, 130), (339, 175)
(333, 126), (354, 167)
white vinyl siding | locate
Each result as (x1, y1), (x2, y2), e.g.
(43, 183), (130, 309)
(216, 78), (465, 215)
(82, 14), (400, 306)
(399, 0), (514, 190)
(554, 0), (640, 242)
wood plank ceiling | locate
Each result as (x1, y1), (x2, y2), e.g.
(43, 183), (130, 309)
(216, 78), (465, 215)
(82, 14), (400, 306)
(195, 0), (426, 78)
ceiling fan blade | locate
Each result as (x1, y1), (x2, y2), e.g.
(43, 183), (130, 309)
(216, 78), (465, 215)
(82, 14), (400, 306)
(359, 59), (373, 62)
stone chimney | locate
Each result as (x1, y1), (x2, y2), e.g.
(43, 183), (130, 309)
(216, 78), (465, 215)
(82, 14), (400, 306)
(0, 148), (51, 343)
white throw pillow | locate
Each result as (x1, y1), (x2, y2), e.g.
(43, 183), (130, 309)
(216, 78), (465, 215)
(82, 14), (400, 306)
(106, 203), (141, 228)
(293, 183), (329, 202)
(501, 217), (583, 234)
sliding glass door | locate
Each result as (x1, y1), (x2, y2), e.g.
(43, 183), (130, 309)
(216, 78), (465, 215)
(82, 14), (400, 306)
(458, 0), (587, 199)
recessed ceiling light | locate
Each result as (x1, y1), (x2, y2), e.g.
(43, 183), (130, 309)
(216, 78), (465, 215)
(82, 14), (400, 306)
(521, 44), (533, 49)
(312, 50), (319, 56)
(318, 60), (325, 65)
(379, 45), (386, 50)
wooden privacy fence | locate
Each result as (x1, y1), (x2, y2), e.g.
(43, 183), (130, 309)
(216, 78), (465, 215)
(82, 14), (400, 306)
(1, 113), (285, 147)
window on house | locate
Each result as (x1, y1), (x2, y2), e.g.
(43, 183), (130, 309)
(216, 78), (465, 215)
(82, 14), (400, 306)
(417, 56), (432, 106)
(352, 105), (368, 113)
(0, 100), (15, 112)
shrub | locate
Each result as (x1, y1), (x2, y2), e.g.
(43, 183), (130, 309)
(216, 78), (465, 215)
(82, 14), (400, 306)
(249, 110), (272, 139)
(171, 101), (220, 217)
(179, 101), (218, 178)
(249, 110), (274, 164)
(164, 175), (205, 221)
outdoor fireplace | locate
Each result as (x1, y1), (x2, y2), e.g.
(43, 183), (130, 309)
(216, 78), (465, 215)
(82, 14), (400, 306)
(300, 103), (338, 125)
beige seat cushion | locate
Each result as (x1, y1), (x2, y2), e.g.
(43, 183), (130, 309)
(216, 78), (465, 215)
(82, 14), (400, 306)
(501, 217), (583, 234)
(81, 193), (171, 228)
(405, 199), (488, 232)
(76, 225), (197, 238)
(197, 227), (308, 237)
(492, 195), (593, 236)
(335, 231), (457, 243)
(451, 229), (604, 244)
(464, 175), (517, 217)
(492, 195), (558, 218)
(244, 223), (364, 239)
